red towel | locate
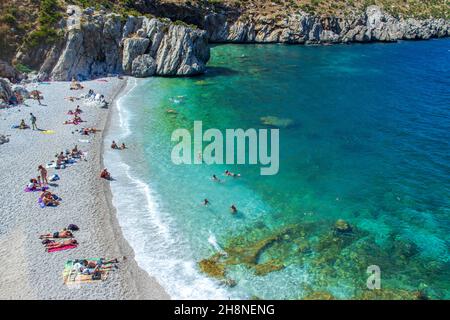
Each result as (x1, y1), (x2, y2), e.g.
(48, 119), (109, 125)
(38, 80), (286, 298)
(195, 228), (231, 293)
(47, 244), (78, 253)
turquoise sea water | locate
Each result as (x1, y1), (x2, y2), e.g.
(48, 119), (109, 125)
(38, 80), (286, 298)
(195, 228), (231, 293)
(105, 39), (450, 299)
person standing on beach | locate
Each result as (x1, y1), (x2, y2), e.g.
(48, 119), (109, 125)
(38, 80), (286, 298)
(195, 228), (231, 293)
(30, 113), (37, 130)
(38, 165), (48, 186)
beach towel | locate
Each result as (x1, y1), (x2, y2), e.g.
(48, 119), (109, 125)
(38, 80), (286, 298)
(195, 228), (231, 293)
(64, 120), (82, 125)
(41, 130), (55, 134)
(46, 163), (66, 169)
(24, 186), (49, 192)
(63, 258), (110, 285)
(47, 244), (78, 253)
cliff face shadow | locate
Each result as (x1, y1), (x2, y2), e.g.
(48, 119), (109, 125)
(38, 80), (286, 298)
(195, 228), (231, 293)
(203, 66), (239, 78)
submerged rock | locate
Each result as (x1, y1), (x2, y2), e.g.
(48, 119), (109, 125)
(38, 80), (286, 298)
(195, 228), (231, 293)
(260, 116), (294, 128)
(254, 259), (284, 276)
(303, 291), (335, 300)
(334, 219), (353, 234)
(199, 254), (226, 279)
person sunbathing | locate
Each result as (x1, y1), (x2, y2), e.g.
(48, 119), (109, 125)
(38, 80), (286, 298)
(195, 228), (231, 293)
(83, 258), (118, 269)
(75, 105), (82, 113)
(40, 229), (73, 239)
(57, 152), (67, 163)
(45, 239), (78, 249)
(100, 168), (111, 180)
(73, 115), (82, 123)
(19, 119), (27, 129)
(71, 145), (81, 157)
(41, 191), (60, 206)
(27, 178), (39, 190)
(70, 78), (83, 90)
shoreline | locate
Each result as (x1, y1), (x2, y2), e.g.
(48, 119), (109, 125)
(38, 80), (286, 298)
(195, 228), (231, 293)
(0, 76), (168, 299)
(101, 78), (170, 299)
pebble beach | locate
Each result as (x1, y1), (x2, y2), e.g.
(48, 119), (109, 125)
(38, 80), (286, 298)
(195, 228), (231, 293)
(0, 77), (168, 299)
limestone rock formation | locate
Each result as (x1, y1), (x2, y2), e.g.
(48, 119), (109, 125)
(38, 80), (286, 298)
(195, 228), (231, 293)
(15, 6), (210, 81)
(0, 60), (23, 81)
(0, 78), (13, 104)
(203, 5), (449, 44)
(131, 54), (157, 77)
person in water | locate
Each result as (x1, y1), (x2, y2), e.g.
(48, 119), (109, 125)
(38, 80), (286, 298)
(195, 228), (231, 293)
(203, 199), (210, 206)
(212, 174), (220, 182)
(111, 141), (118, 149)
(225, 170), (240, 178)
(230, 204), (238, 214)
(120, 143), (126, 150)
(100, 168), (111, 180)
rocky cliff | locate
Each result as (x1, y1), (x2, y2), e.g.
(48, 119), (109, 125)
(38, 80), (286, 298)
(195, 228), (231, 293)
(203, 6), (449, 44)
(15, 5), (210, 81)
(9, 2), (450, 81)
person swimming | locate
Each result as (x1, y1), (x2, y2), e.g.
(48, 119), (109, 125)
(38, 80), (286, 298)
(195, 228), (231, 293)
(225, 170), (240, 177)
(100, 168), (111, 180)
(203, 199), (210, 206)
(212, 174), (220, 182)
(111, 141), (118, 149)
(230, 204), (238, 214)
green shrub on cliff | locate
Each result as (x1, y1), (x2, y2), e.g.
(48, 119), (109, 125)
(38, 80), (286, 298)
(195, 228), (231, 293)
(24, 0), (63, 49)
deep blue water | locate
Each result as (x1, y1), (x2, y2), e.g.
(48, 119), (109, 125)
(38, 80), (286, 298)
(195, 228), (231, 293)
(106, 39), (450, 299)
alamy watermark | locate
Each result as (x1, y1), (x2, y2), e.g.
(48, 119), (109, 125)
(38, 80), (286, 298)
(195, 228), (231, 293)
(171, 121), (279, 175)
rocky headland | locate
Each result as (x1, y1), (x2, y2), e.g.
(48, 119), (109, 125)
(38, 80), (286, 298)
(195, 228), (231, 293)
(0, 1), (449, 81)
(13, 5), (210, 81)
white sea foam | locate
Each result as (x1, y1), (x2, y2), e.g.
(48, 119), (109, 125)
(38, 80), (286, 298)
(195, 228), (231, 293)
(104, 79), (236, 299)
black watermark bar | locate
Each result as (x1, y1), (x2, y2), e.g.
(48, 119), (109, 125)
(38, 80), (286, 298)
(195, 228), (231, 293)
(0, 300), (445, 319)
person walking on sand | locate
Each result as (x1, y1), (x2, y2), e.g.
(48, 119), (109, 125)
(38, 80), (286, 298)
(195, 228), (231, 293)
(38, 165), (48, 186)
(30, 113), (37, 130)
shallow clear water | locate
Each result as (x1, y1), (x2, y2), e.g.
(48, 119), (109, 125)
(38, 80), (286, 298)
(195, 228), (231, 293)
(105, 39), (450, 299)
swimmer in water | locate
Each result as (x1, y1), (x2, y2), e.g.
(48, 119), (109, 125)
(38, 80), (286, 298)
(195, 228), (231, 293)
(230, 204), (237, 214)
(225, 170), (240, 178)
(212, 174), (220, 182)
(203, 199), (210, 206)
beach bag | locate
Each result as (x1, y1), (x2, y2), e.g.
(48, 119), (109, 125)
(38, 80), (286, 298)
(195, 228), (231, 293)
(50, 174), (60, 181)
(67, 224), (79, 231)
(41, 239), (54, 245)
(92, 271), (102, 280)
